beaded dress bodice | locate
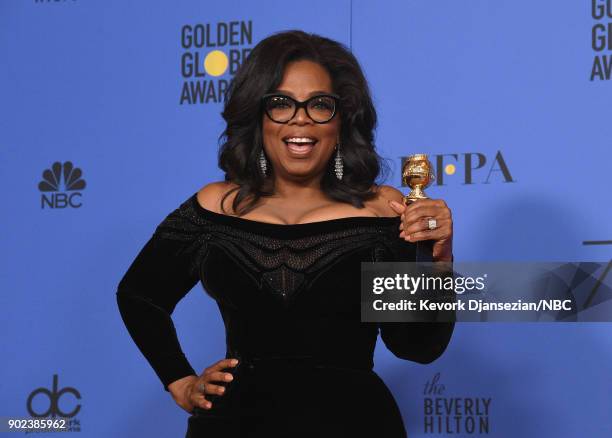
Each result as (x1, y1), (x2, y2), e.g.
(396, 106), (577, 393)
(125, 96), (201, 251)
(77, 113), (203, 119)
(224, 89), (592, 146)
(116, 193), (453, 405)
(153, 194), (410, 306)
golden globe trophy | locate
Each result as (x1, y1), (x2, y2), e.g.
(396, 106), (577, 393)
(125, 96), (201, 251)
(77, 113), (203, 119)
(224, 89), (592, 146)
(401, 153), (443, 266)
(402, 153), (435, 205)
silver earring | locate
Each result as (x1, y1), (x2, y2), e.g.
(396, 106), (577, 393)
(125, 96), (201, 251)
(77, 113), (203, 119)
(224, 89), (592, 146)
(334, 144), (343, 180)
(259, 149), (267, 176)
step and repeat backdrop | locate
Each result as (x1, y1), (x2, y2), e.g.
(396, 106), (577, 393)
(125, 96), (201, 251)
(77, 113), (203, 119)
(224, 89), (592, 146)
(1, 1), (611, 437)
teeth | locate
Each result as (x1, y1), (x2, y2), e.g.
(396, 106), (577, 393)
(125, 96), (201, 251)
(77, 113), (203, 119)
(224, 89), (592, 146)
(285, 137), (316, 143)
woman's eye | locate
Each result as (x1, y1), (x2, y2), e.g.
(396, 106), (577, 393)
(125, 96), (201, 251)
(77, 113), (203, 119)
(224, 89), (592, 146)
(269, 98), (291, 108)
(312, 99), (333, 110)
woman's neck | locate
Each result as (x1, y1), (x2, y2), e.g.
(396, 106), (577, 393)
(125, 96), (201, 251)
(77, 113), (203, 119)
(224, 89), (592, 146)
(270, 175), (327, 201)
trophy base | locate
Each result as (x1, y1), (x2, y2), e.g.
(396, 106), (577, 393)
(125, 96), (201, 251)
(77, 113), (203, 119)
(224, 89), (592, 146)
(403, 187), (428, 204)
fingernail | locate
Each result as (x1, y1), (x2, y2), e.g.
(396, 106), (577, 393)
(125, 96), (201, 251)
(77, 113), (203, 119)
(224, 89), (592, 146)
(231, 359), (239, 366)
(226, 374), (233, 381)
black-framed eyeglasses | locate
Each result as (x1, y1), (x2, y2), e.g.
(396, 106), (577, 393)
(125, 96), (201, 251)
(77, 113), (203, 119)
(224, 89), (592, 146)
(262, 93), (340, 124)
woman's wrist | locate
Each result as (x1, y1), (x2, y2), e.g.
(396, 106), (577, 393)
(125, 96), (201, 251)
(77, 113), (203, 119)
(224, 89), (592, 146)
(168, 375), (198, 399)
(433, 251), (453, 262)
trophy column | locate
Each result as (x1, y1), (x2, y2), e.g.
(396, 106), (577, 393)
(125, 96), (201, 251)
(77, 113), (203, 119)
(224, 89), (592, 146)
(402, 154), (437, 261)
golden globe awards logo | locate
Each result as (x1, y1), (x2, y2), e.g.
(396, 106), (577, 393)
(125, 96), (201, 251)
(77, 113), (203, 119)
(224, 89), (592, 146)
(400, 151), (514, 186)
(180, 21), (253, 105)
(591, 0), (612, 80)
(423, 372), (491, 434)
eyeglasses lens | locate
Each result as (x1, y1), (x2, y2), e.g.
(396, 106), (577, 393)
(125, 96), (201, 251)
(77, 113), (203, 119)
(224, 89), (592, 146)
(265, 96), (335, 123)
(307, 96), (335, 123)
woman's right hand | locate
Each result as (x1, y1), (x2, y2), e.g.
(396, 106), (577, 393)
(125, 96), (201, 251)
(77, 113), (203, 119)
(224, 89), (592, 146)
(168, 358), (239, 413)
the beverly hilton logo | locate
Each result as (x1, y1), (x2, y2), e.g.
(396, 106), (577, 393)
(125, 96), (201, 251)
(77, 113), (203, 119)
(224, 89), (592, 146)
(180, 21), (254, 105)
(423, 372), (492, 434)
(38, 161), (86, 209)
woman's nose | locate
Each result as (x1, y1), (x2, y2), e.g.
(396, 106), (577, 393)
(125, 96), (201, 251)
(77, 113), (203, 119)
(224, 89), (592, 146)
(289, 106), (312, 125)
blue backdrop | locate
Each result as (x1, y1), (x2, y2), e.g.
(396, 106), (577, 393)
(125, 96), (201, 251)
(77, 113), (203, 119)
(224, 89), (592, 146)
(1, 0), (611, 436)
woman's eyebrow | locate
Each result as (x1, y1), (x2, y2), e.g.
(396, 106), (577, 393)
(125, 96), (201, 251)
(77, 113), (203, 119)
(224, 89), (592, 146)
(274, 89), (331, 97)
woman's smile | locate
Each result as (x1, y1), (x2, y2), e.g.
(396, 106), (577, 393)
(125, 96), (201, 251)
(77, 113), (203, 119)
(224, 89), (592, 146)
(282, 135), (319, 157)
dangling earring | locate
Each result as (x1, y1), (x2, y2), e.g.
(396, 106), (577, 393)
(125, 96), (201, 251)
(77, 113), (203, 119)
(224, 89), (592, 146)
(334, 144), (343, 180)
(259, 149), (267, 176)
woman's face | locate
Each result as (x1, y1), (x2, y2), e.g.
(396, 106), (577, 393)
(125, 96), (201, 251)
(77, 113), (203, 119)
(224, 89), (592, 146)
(262, 59), (341, 182)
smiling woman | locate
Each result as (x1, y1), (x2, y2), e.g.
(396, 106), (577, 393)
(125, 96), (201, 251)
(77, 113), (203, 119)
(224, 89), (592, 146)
(116, 29), (454, 438)
(259, 60), (342, 186)
(216, 30), (385, 218)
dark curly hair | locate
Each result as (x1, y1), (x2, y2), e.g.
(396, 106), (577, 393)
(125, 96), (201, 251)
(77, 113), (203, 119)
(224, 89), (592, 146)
(218, 29), (389, 214)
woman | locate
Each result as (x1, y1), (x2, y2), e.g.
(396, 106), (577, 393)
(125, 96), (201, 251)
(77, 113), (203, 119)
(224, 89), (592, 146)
(117, 30), (454, 437)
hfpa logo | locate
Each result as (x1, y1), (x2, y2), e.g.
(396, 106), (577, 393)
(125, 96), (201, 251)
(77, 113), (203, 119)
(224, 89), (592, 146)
(433, 151), (514, 185)
(38, 161), (86, 209)
(401, 151), (515, 186)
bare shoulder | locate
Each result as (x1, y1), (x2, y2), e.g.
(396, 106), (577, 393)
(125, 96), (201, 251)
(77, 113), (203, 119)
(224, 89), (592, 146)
(365, 184), (404, 217)
(196, 181), (240, 214)
(374, 184), (405, 203)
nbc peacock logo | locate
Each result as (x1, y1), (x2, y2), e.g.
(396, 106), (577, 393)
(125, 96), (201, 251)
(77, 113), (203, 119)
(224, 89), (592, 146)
(38, 161), (86, 209)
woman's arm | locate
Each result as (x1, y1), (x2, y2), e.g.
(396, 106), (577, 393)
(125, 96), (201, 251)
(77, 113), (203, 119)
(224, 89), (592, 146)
(377, 244), (455, 363)
(377, 211), (455, 363)
(378, 321), (454, 364)
(116, 198), (202, 391)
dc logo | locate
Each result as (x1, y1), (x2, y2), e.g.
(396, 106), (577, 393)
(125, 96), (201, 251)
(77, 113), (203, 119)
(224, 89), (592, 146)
(27, 374), (81, 418)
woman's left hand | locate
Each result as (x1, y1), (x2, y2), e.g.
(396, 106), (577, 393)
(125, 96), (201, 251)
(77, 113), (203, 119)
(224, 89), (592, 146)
(389, 198), (453, 262)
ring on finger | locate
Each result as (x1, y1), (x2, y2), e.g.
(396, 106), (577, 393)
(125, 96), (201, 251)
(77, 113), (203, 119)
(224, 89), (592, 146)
(198, 382), (206, 393)
(427, 217), (437, 231)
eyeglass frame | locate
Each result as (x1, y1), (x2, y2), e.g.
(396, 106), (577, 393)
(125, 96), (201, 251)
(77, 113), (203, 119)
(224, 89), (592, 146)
(261, 93), (340, 124)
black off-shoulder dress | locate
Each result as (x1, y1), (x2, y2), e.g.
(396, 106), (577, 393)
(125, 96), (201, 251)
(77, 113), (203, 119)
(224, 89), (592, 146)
(116, 193), (454, 438)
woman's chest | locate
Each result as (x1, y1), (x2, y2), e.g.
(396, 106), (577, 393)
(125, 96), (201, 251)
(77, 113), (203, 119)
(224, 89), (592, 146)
(196, 232), (390, 312)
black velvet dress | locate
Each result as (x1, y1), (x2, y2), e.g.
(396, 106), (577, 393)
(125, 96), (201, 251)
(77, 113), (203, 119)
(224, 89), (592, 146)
(116, 193), (454, 438)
